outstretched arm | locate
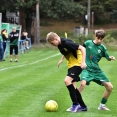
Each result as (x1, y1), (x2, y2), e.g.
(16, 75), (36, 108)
(78, 45), (87, 69)
(58, 55), (65, 68)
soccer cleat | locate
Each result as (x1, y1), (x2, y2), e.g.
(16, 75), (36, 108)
(77, 106), (88, 112)
(71, 105), (80, 112)
(66, 106), (73, 112)
(10, 59), (12, 62)
(66, 104), (80, 112)
(98, 105), (110, 110)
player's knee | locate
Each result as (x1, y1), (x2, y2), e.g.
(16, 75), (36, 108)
(64, 79), (67, 84)
(107, 84), (113, 92)
(80, 80), (86, 89)
(109, 85), (113, 92)
(64, 78), (71, 85)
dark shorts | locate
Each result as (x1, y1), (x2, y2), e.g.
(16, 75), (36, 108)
(10, 45), (18, 55)
(67, 66), (82, 82)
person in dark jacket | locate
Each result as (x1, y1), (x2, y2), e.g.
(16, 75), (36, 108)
(1, 29), (8, 60)
(9, 27), (19, 62)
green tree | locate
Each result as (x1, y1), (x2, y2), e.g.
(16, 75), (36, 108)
(39, 0), (85, 19)
(0, 0), (37, 37)
(0, 0), (85, 39)
(74, 0), (117, 24)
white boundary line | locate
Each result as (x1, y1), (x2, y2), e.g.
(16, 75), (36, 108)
(0, 53), (60, 72)
(29, 53), (60, 65)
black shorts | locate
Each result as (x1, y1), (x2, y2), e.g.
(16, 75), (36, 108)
(10, 45), (18, 55)
(67, 66), (82, 82)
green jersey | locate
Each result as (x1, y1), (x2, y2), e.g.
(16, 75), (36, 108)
(9, 32), (19, 45)
(84, 40), (110, 72)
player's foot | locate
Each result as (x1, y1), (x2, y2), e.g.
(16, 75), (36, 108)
(66, 106), (72, 112)
(10, 59), (12, 62)
(98, 105), (110, 110)
(15, 59), (18, 62)
(66, 104), (80, 112)
(71, 104), (80, 113)
(77, 106), (88, 112)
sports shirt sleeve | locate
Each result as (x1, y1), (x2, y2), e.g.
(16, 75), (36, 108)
(103, 47), (110, 60)
(65, 39), (79, 50)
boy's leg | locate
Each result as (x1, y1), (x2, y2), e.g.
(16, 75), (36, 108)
(93, 72), (113, 110)
(73, 81), (87, 107)
(10, 45), (13, 62)
(22, 42), (25, 53)
(64, 76), (79, 112)
(76, 88), (87, 107)
(98, 82), (113, 110)
(75, 88), (87, 111)
(14, 45), (18, 62)
(26, 41), (29, 49)
(78, 69), (91, 93)
(64, 76), (78, 105)
(66, 80), (87, 112)
(78, 80), (87, 93)
(102, 82), (113, 99)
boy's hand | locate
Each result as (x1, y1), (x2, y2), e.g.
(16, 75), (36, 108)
(81, 62), (87, 69)
(109, 56), (116, 60)
(58, 60), (63, 68)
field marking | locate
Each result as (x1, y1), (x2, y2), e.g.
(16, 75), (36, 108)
(0, 53), (60, 72)
(29, 53), (60, 64)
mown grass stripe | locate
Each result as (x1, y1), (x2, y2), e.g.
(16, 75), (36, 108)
(0, 49), (116, 117)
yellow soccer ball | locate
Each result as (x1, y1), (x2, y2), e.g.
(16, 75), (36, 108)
(45, 100), (58, 112)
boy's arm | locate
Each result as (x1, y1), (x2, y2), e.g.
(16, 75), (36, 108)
(58, 55), (65, 68)
(104, 49), (116, 61)
(78, 45), (87, 69)
(14, 33), (19, 38)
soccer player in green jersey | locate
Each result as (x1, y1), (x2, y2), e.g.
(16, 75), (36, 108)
(78, 29), (116, 110)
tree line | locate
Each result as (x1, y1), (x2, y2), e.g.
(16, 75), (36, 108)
(0, 0), (117, 37)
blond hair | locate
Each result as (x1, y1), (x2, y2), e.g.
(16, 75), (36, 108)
(46, 32), (59, 42)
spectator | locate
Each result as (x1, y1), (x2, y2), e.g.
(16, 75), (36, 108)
(1, 29), (8, 60)
(0, 34), (4, 61)
(9, 27), (19, 62)
(21, 29), (30, 50)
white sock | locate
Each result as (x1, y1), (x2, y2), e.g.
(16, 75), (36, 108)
(100, 103), (105, 107)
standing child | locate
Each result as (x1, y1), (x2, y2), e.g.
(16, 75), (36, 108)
(9, 27), (19, 62)
(78, 29), (116, 110)
(46, 32), (87, 112)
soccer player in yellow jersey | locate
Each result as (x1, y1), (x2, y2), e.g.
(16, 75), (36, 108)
(46, 32), (87, 112)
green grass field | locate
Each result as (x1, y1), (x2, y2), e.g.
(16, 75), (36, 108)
(0, 48), (117, 117)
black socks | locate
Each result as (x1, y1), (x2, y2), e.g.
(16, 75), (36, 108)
(67, 84), (78, 105)
(76, 89), (86, 107)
